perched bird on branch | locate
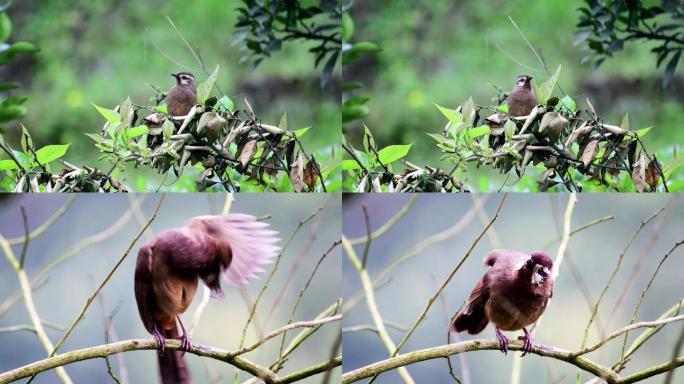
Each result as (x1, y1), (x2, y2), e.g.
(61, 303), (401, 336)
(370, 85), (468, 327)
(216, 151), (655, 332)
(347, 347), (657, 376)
(134, 214), (280, 383)
(167, 72), (197, 117)
(507, 75), (537, 117)
(451, 249), (553, 356)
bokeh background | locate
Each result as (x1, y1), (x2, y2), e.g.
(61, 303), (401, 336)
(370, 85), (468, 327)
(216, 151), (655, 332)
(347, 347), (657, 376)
(1, 0), (340, 189)
(342, 194), (684, 383)
(0, 194), (341, 383)
(344, 0), (684, 190)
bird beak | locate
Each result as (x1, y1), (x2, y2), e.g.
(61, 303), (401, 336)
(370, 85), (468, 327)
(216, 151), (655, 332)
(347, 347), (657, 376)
(539, 267), (549, 278)
(171, 73), (179, 79)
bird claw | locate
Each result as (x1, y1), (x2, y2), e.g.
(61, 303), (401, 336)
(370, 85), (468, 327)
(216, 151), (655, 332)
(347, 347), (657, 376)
(179, 333), (192, 354)
(518, 328), (533, 357)
(495, 328), (508, 355)
(152, 326), (166, 355)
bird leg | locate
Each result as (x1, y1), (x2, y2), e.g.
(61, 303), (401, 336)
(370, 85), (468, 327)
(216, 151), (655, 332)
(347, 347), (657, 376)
(152, 323), (166, 355)
(518, 327), (533, 356)
(176, 316), (192, 354)
(494, 328), (508, 355)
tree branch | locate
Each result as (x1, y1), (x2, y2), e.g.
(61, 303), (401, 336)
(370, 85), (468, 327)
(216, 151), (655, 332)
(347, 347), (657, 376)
(342, 337), (684, 384)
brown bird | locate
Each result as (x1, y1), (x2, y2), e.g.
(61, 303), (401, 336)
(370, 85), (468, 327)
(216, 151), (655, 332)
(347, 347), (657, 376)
(167, 72), (197, 117)
(134, 214), (280, 383)
(507, 75), (537, 117)
(451, 250), (553, 356)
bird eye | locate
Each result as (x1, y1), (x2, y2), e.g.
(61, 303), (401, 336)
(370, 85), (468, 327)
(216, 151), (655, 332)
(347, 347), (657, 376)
(537, 268), (547, 277)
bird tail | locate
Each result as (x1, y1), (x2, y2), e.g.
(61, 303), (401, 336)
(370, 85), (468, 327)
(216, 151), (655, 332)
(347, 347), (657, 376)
(450, 305), (488, 335)
(157, 328), (190, 384)
(187, 214), (280, 286)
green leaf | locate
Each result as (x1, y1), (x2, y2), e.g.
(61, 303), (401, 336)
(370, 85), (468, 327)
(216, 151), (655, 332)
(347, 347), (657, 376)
(0, 104), (25, 122)
(377, 144), (412, 164)
(0, 82), (18, 91)
(125, 125), (148, 139)
(0, 159), (18, 170)
(535, 64), (561, 104)
(162, 119), (175, 140)
(342, 12), (354, 42)
(467, 125), (491, 139)
(342, 104), (368, 123)
(363, 125), (376, 153)
(342, 82), (364, 91)
(461, 97), (475, 128)
(294, 127), (310, 138)
(342, 159), (361, 170)
(495, 104), (508, 113)
(196, 64), (219, 104)
(557, 95), (576, 113)
(426, 133), (451, 144)
(504, 119), (516, 141)
(7, 41), (39, 54)
(20, 125), (32, 152)
(153, 104), (168, 114)
(434, 103), (462, 124)
(278, 112), (287, 131)
(347, 41), (381, 55)
(635, 127), (652, 137)
(0, 13), (11, 43)
(620, 112), (629, 131)
(35, 144), (69, 164)
(84, 133), (105, 143)
(217, 95), (234, 112)
(92, 103), (121, 123)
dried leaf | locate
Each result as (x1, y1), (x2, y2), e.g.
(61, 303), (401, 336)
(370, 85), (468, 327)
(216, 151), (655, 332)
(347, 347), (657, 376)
(631, 153), (646, 192)
(289, 154), (304, 192)
(645, 157), (661, 190)
(239, 139), (257, 167)
(581, 138), (599, 167)
(586, 98), (597, 119)
(303, 158), (320, 189)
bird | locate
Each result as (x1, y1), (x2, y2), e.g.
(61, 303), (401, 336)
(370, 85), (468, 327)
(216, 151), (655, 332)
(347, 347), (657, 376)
(507, 75), (537, 117)
(134, 214), (280, 384)
(450, 249), (553, 356)
(167, 72), (197, 117)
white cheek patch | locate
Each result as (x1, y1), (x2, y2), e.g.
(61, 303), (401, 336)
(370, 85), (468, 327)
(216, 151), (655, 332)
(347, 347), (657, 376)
(516, 79), (526, 87)
(531, 272), (544, 286)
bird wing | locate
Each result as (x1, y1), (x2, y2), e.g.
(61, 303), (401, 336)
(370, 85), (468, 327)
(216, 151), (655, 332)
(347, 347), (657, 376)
(451, 274), (490, 334)
(134, 245), (157, 334)
(187, 214), (280, 286)
(461, 274), (490, 315)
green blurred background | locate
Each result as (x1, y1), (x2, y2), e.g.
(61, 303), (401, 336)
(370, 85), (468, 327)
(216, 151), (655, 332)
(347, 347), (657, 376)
(2, 0), (340, 189)
(345, 0), (684, 190)
(0, 194), (340, 383)
(343, 193), (684, 383)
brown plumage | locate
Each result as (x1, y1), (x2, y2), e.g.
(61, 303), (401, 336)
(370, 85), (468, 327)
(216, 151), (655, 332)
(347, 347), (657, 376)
(167, 72), (196, 117)
(134, 214), (280, 384)
(507, 75), (537, 117)
(451, 249), (553, 356)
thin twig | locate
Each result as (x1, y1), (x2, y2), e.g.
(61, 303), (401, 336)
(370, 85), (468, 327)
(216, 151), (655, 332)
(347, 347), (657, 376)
(348, 195), (419, 245)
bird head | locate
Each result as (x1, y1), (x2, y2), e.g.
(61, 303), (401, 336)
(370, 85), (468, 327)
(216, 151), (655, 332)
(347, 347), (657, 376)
(172, 72), (196, 86)
(526, 251), (552, 286)
(515, 75), (533, 88)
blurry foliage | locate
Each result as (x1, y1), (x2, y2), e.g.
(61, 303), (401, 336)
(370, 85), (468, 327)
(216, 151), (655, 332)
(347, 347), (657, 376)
(234, 0), (342, 87)
(341, 6), (380, 124)
(575, 0), (684, 88)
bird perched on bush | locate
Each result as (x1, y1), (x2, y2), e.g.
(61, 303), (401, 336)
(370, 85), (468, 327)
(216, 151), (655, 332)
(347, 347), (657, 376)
(167, 72), (197, 117)
(451, 249), (553, 356)
(134, 214), (280, 383)
(507, 75), (537, 117)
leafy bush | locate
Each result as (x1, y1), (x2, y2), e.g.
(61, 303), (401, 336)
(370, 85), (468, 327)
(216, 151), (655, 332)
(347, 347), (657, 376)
(234, 0), (342, 87)
(575, 0), (684, 87)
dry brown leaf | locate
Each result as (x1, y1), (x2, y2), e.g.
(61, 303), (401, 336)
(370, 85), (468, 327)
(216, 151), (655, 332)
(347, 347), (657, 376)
(290, 154), (304, 192)
(645, 157), (661, 190)
(581, 138), (600, 168)
(631, 153), (646, 192)
(239, 139), (257, 167)
(303, 158), (320, 189)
